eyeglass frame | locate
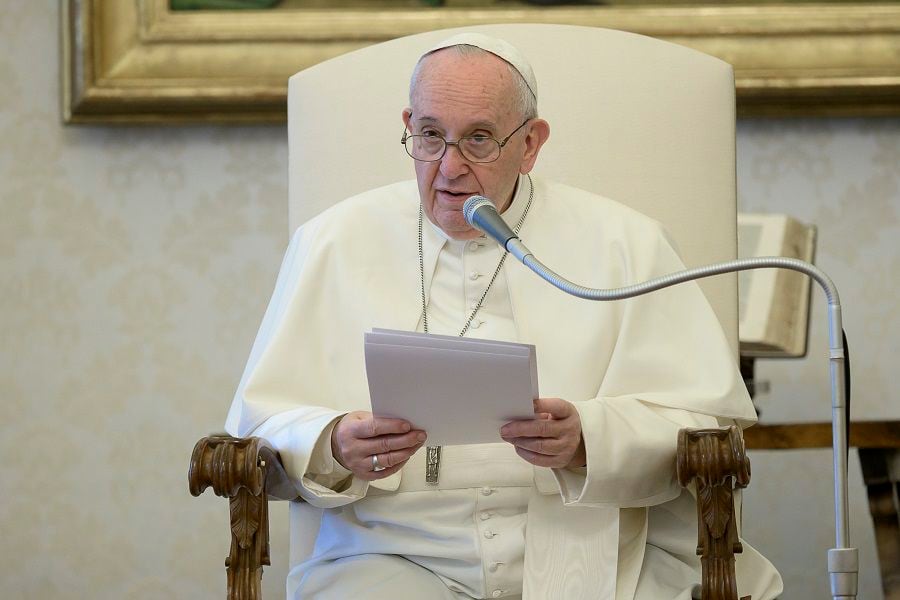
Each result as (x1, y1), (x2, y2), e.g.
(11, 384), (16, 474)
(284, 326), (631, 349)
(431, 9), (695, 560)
(400, 117), (532, 164)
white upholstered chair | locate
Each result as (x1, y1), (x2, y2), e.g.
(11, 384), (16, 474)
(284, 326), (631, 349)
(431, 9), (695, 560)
(191, 23), (750, 600)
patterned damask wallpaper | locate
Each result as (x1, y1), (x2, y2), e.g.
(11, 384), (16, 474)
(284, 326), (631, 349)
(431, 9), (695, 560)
(1, 3), (896, 599)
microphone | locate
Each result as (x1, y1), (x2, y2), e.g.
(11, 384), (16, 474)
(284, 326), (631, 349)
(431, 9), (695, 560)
(463, 196), (517, 246)
(463, 195), (533, 262)
(466, 194), (856, 598)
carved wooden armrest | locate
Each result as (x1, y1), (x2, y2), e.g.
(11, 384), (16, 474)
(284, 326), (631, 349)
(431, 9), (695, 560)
(191, 428), (752, 600)
(677, 425), (752, 600)
(189, 435), (291, 600)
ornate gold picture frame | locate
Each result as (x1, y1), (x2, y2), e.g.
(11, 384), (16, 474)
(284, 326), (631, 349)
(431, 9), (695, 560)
(62, 0), (900, 123)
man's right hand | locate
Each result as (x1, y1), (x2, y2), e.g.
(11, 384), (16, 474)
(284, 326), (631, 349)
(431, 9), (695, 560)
(331, 411), (427, 481)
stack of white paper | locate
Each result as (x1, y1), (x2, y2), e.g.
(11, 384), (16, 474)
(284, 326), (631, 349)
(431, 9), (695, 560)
(364, 328), (538, 446)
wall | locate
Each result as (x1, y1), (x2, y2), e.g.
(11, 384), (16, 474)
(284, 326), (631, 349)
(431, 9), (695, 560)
(0, 3), (895, 598)
(1, 4), (289, 598)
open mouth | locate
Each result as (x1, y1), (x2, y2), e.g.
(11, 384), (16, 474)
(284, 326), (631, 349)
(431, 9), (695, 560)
(438, 190), (474, 201)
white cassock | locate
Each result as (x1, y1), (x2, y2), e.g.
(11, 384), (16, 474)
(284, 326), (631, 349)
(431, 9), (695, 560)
(225, 174), (783, 600)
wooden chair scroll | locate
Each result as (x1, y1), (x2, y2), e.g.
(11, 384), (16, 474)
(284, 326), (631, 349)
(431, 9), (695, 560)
(189, 435), (277, 600)
(677, 425), (752, 600)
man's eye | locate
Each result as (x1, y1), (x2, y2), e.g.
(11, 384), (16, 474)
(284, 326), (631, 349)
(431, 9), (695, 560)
(421, 130), (441, 138)
(468, 135), (490, 144)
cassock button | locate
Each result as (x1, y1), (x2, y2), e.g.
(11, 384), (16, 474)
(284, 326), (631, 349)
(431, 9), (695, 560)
(480, 487), (493, 496)
(484, 530), (495, 539)
(480, 511), (492, 521)
(488, 562), (502, 572)
(470, 320), (482, 329)
(469, 271), (481, 280)
(492, 590), (503, 598)
(468, 241), (480, 251)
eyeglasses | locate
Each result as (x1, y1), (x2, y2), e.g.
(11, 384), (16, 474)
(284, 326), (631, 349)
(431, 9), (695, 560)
(401, 118), (531, 164)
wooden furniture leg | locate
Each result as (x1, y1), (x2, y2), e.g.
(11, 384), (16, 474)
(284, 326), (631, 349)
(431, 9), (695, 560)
(678, 425), (752, 600)
(859, 448), (900, 600)
(190, 435), (275, 600)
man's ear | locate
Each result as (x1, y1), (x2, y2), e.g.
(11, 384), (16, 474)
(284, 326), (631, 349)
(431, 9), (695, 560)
(402, 108), (413, 129)
(520, 119), (550, 175)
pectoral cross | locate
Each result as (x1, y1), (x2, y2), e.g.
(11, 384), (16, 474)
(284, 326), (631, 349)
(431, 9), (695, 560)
(425, 445), (441, 484)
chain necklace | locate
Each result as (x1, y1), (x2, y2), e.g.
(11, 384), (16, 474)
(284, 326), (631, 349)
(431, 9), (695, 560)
(418, 173), (533, 484)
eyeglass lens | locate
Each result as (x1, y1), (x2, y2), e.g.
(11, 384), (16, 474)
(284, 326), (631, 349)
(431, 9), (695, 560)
(405, 135), (500, 163)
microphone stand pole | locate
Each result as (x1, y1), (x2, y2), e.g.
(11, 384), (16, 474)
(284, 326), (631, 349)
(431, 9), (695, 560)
(504, 239), (858, 599)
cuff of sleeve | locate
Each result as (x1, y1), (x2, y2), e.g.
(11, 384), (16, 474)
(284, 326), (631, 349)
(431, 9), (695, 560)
(300, 474), (369, 506)
(551, 466), (588, 505)
(307, 415), (353, 480)
(300, 414), (369, 504)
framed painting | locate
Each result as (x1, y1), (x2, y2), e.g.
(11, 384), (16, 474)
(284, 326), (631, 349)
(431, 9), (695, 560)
(62, 0), (900, 123)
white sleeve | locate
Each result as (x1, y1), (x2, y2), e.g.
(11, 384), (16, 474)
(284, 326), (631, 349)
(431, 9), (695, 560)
(224, 225), (373, 508)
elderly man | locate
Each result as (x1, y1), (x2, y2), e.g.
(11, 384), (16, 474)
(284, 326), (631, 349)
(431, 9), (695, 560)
(226, 34), (782, 600)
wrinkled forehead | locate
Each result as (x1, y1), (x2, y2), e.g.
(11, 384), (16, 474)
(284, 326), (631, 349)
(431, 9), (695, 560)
(410, 52), (517, 130)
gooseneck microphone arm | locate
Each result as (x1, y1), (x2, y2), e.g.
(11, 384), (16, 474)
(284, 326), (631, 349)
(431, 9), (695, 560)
(463, 195), (858, 600)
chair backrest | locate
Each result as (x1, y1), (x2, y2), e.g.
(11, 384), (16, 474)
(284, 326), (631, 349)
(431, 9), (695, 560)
(287, 24), (738, 354)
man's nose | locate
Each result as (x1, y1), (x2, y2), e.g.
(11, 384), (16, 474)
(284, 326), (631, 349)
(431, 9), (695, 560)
(439, 143), (471, 179)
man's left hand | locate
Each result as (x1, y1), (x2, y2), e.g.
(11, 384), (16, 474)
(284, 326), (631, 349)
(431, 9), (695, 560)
(500, 397), (586, 469)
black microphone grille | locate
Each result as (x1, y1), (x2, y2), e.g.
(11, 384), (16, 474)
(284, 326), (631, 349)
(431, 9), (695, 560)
(463, 195), (494, 226)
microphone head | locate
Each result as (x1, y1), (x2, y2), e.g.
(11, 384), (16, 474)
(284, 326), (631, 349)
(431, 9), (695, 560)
(463, 195), (494, 227)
